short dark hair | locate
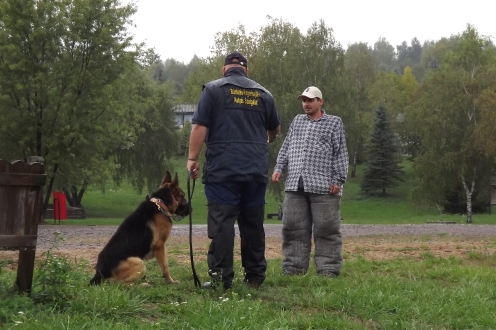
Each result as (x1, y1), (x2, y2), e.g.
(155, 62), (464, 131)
(224, 51), (248, 67)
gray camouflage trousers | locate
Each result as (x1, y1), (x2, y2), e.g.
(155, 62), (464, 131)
(281, 191), (342, 276)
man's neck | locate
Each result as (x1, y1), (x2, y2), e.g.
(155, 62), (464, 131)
(308, 110), (323, 121)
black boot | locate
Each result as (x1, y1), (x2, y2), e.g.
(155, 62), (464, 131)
(206, 201), (238, 288)
(238, 206), (267, 286)
(203, 269), (233, 290)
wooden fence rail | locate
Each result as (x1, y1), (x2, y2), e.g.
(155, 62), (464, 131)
(0, 158), (46, 294)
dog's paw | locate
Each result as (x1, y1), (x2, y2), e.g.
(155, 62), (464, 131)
(165, 277), (180, 284)
(140, 282), (151, 288)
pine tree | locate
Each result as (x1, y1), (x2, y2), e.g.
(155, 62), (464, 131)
(360, 105), (404, 195)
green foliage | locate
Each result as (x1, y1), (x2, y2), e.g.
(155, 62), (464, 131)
(396, 37), (423, 78)
(411, 24), (496, 221)
(0, 0), (155, 203)
(114, 73), (179, 194)
(361, 105), (403, 195)
(31, 232), (88, 306)
(372, 37), (397, 72)
(148, 56), (201, 97)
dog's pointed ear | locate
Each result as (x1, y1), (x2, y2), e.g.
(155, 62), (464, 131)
(160, 171), (172, 187)
(171, 172), (179, 186)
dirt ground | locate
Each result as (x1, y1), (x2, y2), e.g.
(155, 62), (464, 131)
(2, 224), (496, 272)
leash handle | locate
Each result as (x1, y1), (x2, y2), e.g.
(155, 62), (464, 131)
(187, 170), (201, 288)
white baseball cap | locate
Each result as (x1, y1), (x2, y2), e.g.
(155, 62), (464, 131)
(298, 86), (322, 99)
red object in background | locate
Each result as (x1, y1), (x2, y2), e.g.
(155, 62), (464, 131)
(52, 192), (67, 220)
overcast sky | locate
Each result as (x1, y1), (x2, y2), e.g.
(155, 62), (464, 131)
(126, 0), (494, 64)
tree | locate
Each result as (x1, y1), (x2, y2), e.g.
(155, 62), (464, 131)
(114, 72), (179, 194)
(396, 38), (423, 77)
(411, 25), (496, 222)
(360, 105), (403, 195)
(0, 0), (142, 214)
(368, 67), (419, 158)
(372, 37), (397, 72)
(344, 42), (376, 177)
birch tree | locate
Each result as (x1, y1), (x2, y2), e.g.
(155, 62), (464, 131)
(412, 25), (496, 222)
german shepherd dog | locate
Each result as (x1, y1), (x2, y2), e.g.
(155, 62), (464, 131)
(90, 171), (190, 285)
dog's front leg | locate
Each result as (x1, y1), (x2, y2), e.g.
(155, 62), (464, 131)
(154, 244), (177, 283)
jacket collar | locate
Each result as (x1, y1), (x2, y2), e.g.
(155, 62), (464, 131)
(224, 67), (247, 77)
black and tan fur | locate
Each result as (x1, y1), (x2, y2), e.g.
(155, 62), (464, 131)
(89, 171), (190, 285)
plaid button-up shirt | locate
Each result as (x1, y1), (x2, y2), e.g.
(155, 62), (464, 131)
(274, 111), (349, 196)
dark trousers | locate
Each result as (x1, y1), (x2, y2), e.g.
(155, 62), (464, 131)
(205, 182), (267, 286)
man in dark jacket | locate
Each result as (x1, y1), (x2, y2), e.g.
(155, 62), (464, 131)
(187, 51), (280, 289)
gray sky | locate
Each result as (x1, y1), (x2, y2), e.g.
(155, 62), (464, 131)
(126, 0), (494, 63)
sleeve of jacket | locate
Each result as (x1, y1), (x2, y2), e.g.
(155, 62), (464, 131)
(192, 87), (215, 127)
(331, 117), (349, 185)
(274, 118), (295, 173)
(266, 96), (281, 131)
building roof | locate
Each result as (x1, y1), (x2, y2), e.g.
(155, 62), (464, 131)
(174, 103), (196, 114)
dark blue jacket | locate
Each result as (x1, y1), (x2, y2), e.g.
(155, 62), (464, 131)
(192, 68), (280, 183)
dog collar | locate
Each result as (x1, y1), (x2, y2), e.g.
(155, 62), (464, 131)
(149, 197), (173, 218)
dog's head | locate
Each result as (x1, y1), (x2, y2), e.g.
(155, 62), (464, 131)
(150, 171), (191, 218)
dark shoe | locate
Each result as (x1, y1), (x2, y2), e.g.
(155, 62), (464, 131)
(243, 278), (263, 289)
(202, 281), (233, 290)
(245, 282), (261, 289)
(202, 281), (216, 289)
(317, 271), (339, 278)
(282, 269), (307, 276)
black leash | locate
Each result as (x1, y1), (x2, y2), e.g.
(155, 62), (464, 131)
(187, 170), (201, 288)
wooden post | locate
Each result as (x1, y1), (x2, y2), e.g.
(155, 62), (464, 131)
(0, 158), (46, 294)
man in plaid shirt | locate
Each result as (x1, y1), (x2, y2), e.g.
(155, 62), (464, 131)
(272, 86), (348, 277)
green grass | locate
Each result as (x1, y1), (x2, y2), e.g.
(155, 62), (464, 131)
(2, 250), (496, 329)
(59, 156), (496, 226)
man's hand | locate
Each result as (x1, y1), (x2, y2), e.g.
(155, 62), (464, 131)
(271, 172), (281, 183)
(187, 160), (200, 179)
(330, 184), (341, 195)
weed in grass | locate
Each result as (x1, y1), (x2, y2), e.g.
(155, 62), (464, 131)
(0, 258), (14, 273)
(31, 232), (76, 306)
(467, 251), (487, 260)
(419, 235), (431, 241)
(420, 244), (430, 250)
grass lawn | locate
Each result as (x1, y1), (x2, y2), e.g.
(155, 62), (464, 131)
(59, 156), (496, 226)
(1, 238), (496, 329)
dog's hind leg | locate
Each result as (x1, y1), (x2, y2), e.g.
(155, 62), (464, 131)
(111, 257), (146, 284)
(89, 272), (104, 285)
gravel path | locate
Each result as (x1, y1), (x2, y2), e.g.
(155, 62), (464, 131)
(36, 223), (496, 249)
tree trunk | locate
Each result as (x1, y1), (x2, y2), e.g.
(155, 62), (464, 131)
(42, 163), (59, 222)
(351, 148), (358, 178)
(71, 186), (79, 207)
(62, 188), (73, 206)
(461, 168), (476, 223)
(77, 180), (88, 207)
(466, 193), (473, 223)
(64, 183), (86, 207)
